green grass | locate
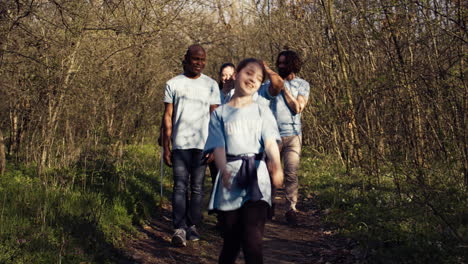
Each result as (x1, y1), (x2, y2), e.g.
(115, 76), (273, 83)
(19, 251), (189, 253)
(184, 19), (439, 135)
(299, 147), (467, 264)
(1, 143), (466, 263)
(0, 144), (171, 263)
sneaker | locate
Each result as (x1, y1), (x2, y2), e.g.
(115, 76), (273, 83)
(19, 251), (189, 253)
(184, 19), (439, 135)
(285, 209), (298, 226)
(186, 225), (200, 241)
(171, 228), (186, 247)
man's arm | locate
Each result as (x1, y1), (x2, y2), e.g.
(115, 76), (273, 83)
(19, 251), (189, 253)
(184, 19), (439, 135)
(282, 89), (308, 115)
(263, 62), (284, 96)
(162, 102), (174, 166)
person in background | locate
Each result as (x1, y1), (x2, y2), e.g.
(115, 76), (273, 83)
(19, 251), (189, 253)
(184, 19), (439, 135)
(162, 44), (220, 247)
(205, 58), (284, 264)
(270, 50), (310, 225)
(218, 62), (236, 104)
(209, 62), (237, 184)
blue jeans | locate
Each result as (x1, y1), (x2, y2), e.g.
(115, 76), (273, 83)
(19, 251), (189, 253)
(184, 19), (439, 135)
(172, 149), (206, 229)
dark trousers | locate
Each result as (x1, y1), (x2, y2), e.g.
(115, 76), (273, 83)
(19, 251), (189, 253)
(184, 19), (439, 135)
(218, 200), (269, 264)
(171, 149), (206, 229)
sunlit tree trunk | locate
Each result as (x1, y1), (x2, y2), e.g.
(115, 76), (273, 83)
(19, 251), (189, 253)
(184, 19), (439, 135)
(321, 0), (362, 167)
(38, 33), (83, 176)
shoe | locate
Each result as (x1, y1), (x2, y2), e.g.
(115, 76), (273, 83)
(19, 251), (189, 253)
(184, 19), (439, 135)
(285, 209), (298, 226)
(186, 225), (200, 241)
(171, 228), (187, 247)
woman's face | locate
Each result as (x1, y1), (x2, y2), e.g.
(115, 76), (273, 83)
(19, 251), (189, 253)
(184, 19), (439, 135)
(220, 66), (235, 88)
(235, 62), (263, 96)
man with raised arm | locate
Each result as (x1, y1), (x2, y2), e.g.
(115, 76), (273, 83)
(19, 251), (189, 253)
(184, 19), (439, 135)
(270, 50), (310, 225)
(162, 44), (220, 247)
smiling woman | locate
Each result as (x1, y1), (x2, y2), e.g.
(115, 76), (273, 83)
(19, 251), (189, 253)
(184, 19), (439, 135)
(218, 62), (236, 103)
(229, 58), (267, 101)
(205, 58), (283, 264)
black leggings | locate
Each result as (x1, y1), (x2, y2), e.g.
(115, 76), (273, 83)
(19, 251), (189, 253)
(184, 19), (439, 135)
(218, 200), (269, 264)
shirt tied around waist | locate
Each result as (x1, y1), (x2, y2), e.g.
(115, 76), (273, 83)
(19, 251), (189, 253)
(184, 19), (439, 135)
(226, 152), (265, 202)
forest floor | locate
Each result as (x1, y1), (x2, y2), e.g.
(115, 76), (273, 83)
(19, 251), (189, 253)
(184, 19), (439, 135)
(121, 190), (358, 264)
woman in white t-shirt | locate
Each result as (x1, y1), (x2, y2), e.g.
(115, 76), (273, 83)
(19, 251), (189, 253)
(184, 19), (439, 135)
(205, 58), (283, 264)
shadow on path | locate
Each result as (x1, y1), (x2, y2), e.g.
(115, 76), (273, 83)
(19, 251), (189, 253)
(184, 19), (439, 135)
(122, 190), (357, 264)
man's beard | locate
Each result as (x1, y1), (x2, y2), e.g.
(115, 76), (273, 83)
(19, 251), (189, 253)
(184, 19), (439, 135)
(278, 67), (292, 79)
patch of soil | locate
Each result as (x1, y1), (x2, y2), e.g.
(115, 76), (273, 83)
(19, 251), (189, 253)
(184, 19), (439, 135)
(122, 190), (357, 264)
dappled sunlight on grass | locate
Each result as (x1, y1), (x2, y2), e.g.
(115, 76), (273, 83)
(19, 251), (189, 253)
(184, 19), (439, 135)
(299, 147), (467, 264)
(0, 144), (168, 263)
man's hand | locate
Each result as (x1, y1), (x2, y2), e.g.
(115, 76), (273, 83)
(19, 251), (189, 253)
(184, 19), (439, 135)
(163, 149), (172, 167)
(263, 61), (284, 96)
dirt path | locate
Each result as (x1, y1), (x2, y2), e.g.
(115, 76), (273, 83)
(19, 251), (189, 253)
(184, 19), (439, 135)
(122, 191), (357, 264)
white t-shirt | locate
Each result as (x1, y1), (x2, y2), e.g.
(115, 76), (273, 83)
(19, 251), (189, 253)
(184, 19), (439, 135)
(164, 74), (220, 150)
(270, 77), (310, 137)
(205, 103), (280, 211)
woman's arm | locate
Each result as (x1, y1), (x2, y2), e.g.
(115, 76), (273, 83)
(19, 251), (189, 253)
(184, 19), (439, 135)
(213, 147), (232, 189)
(264, 138), (284, 188)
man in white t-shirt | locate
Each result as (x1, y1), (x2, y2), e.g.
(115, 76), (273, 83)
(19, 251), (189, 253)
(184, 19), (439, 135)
(162, 44), (220, 246)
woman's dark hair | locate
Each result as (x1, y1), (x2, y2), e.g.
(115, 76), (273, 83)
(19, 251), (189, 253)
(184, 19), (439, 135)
(218, 62), (235, 89)
(276, 50), (302, 74)
(219, 62), (235, 75)
(236, 58), (267, 83)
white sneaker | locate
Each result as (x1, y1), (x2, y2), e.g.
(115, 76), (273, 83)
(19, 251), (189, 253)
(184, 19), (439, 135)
(171, 228), (186, 247)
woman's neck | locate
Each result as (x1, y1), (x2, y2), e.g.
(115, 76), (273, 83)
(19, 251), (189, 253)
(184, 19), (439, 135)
(228, 93), (254, 108)
(221, 86), (231, 95)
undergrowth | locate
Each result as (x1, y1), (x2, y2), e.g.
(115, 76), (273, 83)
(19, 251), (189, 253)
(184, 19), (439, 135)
(1, 143), (466, 263)
(0, 144), (171, 263)
(300, 147), (467, 264)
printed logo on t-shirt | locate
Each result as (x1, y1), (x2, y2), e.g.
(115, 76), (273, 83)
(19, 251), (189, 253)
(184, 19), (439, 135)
(225, 120), (261, 137)
(175, 86), (206, 101)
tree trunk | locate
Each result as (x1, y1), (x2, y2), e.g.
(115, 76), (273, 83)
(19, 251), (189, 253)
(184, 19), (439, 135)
(321, 0), (362, 167)
(0, 128), (5, 175)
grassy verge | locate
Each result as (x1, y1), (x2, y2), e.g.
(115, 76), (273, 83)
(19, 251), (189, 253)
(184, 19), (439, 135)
(0, 144), (171, 263)
(2, 143), (466, 263)
(300, 147), (467, 264)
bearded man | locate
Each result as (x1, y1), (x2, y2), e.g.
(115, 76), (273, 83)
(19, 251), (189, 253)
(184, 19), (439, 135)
(269, 50), (310, 225)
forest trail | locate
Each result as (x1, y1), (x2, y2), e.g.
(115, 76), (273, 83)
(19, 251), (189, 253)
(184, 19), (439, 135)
(122, 190), (357, 264)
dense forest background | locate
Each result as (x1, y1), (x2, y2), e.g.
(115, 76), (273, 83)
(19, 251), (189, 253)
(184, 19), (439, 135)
(0, 0), (466, 263)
